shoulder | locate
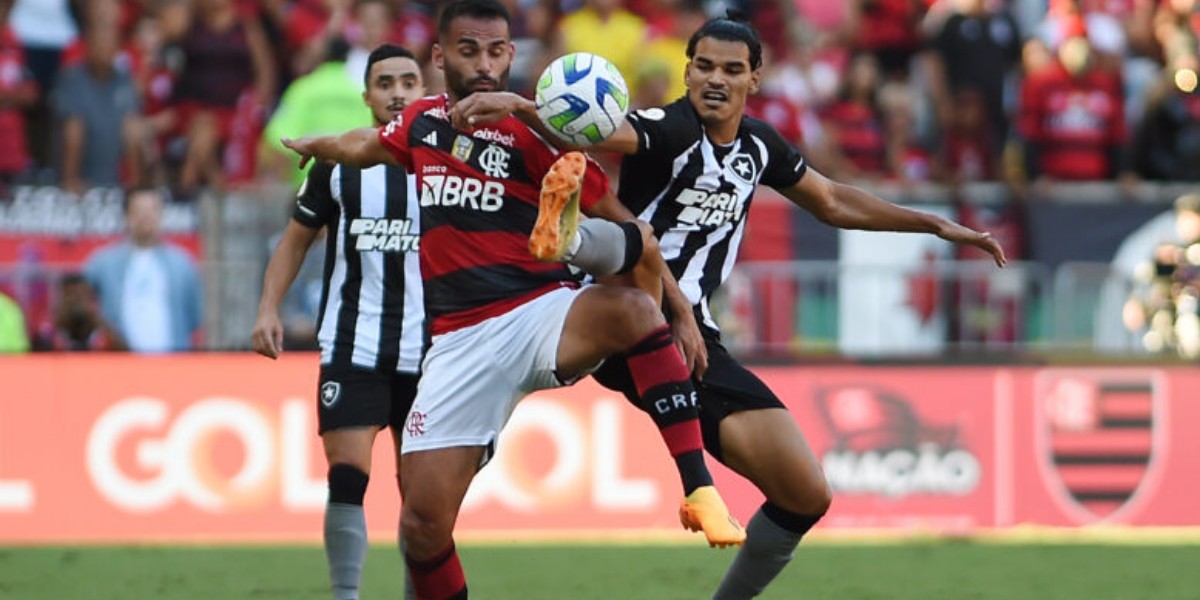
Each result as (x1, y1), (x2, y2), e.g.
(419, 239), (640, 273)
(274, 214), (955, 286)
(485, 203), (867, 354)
(741, 115), (792, 149)
(409, 94), (447, 119)
(159, 244), (198, 266)
(741, 115), (780, 137)
(86, 242), (127, 266)
(627, 98), (701, 145)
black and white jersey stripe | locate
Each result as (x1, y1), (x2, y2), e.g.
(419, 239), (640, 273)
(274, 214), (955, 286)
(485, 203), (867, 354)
(295, 163), (424, 373)
(619, 99), (808, 330)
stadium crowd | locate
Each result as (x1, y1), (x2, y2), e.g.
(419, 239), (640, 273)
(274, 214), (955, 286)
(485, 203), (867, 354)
(0, 0), (1198, 354)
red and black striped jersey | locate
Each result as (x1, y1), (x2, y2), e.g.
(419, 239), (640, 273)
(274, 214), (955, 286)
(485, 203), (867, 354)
(379, 94), (609, 335)
(1018, 64), (1124, 180)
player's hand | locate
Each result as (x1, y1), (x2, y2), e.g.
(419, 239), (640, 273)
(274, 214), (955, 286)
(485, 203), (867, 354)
(281, 137), (318, 169)
(938, 222), (1008, 268)
(251, 310), (285, 359)
(450, 92), (535, 130)
(671, 310), (709, 379)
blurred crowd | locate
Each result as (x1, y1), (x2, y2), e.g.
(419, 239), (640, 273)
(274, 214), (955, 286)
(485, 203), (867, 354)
(1, 0), (1198, 355)
(0, 0), (1196, 198)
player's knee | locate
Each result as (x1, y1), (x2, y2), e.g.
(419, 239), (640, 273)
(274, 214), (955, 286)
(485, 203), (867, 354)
(614, 221), (648, 275)
(810, 480), (833, 515)
(612, 288), (664, 338)
(327, 463), (369, 506)
(401, 502), (453, 549)
(784, 476), (833, 516)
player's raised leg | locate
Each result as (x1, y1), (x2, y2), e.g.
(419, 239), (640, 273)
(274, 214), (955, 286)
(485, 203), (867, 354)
(555, 285), (745, 547)
(711, 407), (832, 599)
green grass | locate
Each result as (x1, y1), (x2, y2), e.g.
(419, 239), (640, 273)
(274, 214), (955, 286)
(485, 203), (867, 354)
(1, 541), (1198, 599)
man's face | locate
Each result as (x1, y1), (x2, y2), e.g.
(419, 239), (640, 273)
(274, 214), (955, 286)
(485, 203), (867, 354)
(1058, 36), (1091, 77)
(685, 37), (760, 128)
(86, 26), (121, 73)
(432, 15), (513, 102)
(126, 191), (163, 245)
(364, 56), (425, 125)
(59, 281), (98, 324)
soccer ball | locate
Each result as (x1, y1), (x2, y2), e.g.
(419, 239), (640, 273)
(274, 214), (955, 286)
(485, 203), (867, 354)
(535, 52), (630, 146)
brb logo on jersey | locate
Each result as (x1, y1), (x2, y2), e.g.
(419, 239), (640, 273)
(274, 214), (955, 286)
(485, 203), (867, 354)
(421, 175), (505, 212)
(349, 218), (419, 252)
(675, 188), (746, 228)
(814, 385), (982, 498)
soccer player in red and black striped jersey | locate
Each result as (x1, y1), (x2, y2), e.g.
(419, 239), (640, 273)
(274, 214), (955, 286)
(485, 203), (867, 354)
(282, 2), (744, 598)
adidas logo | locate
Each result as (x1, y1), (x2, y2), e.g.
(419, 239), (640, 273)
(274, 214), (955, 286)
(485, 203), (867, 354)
(422, 131), (438, 146)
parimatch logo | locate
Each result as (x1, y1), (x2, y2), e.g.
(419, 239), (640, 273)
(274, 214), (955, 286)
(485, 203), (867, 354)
(349, 218), (419, 252)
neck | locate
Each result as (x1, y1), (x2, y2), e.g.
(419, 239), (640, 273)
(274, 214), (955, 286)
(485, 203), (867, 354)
(705, 121), (739, 145)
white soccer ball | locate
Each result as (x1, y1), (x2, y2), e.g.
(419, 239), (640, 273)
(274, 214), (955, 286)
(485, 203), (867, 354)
(535, 52), (630, 146)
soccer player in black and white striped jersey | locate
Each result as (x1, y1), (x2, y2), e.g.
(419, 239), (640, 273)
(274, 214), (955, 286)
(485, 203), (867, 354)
(251, 44), (424, 600)
(456, 13), (1008, 600)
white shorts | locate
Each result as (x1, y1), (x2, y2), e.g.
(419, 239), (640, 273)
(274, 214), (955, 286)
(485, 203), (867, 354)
(400, 286), (591, 462)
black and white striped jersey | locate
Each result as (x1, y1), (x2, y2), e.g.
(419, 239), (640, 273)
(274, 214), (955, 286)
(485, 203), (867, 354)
(619, 98), (809, 331)
(294, 162), (424, 373)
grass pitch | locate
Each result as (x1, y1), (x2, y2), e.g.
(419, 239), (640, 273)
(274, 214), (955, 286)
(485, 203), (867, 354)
(2, 540), (1198, 599)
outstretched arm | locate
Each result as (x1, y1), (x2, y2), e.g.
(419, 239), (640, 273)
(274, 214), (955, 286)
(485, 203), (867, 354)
(450, 92), (641, 155)
(784, 167), (1008, 267)
(252, 221), (321, 358)
(282, 128), (398, 170)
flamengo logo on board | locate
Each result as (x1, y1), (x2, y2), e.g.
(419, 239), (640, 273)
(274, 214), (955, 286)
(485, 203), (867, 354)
(85, 397), (326, 512)
(814, 385), (981, 498)
(1035, 372), (1164, 524)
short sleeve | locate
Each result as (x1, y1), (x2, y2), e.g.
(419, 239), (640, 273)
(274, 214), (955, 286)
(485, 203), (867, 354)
(626, 105), (690, 155)
(759, 124), (808, 190)
(378, 104), (419, 170)
(293, 162), (336, 228)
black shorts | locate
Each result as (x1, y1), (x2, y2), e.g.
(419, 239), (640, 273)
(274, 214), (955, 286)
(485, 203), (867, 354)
(317, 363), (419, 435)
(592, 327), (785, 462)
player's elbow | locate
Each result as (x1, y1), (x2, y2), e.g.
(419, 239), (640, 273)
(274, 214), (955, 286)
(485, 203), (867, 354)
(811, 197), (849, 228)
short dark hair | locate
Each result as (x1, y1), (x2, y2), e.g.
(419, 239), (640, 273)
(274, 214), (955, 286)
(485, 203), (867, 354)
(686, 13), (763, 71)
(326, 36), (351, 64)
(123, 185), (164, 213)
(364, 43), (417, 87)
(437, 0), (510, 39)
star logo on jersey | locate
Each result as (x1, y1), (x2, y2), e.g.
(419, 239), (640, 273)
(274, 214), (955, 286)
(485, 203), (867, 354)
(452, 135), (474, 162)
(727, 153), (757, 184)
(479, 144), (510, 179)
(320, 381), (341, 408)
